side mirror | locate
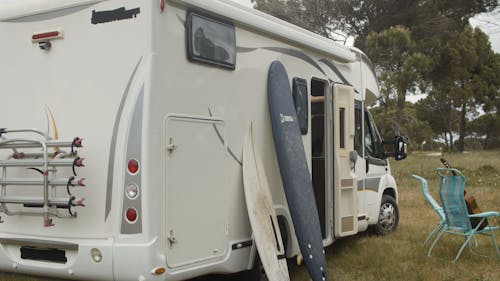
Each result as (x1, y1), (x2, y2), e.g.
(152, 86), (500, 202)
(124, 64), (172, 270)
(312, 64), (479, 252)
(382, 136), (407, 161)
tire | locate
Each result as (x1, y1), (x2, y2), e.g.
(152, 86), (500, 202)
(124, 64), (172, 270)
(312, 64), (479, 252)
(373, 194), (399, 235)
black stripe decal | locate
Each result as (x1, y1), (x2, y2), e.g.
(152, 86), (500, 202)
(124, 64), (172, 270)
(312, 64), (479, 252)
(91, 7), (140, 25)
(263, 47), (328, 76)
(237, 46), (329, 77)
(318, 58), (352, 86)
(237, 46), (259, 53)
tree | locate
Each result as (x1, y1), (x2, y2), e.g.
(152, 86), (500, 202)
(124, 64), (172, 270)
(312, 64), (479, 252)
(371, 102), (434, 150)
(254, 1), (500, 151)
(364, 26), (430, 133)
(428, 26), (500, 151)
(253, 0), (337, 39)
(255, 0), (497, 48)
(326, 0), (497, 48)
(415, 93), (460, 150)
(469, 113), (500, 149)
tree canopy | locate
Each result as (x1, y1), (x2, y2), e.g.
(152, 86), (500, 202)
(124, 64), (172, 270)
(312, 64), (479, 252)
(255, 0), (500, 151)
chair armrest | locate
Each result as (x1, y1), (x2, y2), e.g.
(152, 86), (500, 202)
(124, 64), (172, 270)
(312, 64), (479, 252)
(412, 175), (425, 183)
(468, 211), (500, 218)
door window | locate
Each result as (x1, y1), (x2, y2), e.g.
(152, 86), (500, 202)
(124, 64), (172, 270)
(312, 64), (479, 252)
(364, 110), (384, 159)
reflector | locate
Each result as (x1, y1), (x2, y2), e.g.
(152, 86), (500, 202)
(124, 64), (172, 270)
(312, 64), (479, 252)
(32, 30), (63, 43)
(126, 208), (138, 223)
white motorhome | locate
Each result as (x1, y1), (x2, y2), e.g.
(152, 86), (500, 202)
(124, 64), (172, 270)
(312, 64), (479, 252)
(0, 0), (406, 280)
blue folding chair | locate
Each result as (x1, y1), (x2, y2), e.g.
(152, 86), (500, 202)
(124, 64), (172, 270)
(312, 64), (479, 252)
(412, 175), (446, 246)
(428, 168), (500, 263)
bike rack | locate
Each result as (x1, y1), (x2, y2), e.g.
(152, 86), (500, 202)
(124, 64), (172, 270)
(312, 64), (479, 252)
(0, 128), (86, 227)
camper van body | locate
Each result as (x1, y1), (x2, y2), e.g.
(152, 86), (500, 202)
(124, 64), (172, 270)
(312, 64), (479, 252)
(0, 0), (401, 280)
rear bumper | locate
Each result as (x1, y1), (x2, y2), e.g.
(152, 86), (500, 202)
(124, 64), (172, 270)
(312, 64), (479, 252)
(0, 233), (166, 281)
(0, 233), (115, 280)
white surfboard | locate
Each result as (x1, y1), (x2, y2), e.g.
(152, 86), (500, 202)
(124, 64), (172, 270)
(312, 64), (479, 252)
(243, 125), (290, 281)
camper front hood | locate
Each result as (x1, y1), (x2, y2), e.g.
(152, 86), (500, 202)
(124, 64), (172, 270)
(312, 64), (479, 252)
(0, 0), (106, 21)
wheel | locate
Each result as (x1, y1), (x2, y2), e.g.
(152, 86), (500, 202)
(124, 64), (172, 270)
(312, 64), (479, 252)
(373, 194), (399, 235)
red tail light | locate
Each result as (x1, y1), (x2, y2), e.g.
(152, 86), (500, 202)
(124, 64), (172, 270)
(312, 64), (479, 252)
(32, 30), (64, 43)
(127, 159), (140, 174)
(125, 208), (138, 223)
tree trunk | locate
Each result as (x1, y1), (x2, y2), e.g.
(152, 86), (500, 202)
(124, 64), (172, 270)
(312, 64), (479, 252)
(381, 100), (388, 137)
(449, 131), (454, 151)
(443, 132), (448, 149)
(395, 89), (405, 132)
(484, 133), (489, 150)
(457, 102), (466, 152)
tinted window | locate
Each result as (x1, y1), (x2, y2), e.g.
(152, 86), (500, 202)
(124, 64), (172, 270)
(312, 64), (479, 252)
(364, 110), (384, 159)
(292, 78), (308, 135)
(339, 107), (345, 148)
(187, 11), (236, 69)
(354, 107), (362, 155)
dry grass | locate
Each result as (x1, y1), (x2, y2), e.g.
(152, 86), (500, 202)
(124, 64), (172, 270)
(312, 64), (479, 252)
(1, 151), (499, 281)
(291, 150), (500, 281)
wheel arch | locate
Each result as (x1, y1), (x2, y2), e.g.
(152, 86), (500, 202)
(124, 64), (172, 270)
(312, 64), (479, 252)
(379, 174), (398, 203)
(382, 187), (398, 202)
(274, 205), (300, 258)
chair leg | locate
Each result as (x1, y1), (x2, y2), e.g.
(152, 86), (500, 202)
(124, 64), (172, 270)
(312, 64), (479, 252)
(492, 236), (500, 258)
(424, 221), (444, 246)
(428, 229), (445, 257)
(453, 235), (475, 264)
(486, 219), (500, 258)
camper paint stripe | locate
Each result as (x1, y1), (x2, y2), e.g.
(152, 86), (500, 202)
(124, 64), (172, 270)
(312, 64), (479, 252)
(357, 180), (363, 191)
(121, 87), (144, 234)
(208, 108), (242, 166)
(237, 46), (328, 77)
(318, 58), (352, 86)
(105, 58), (142, 221)
(351, 49), (377, 79)
(262, 47), (328, 77)
(1, 2), (99, 22)
(365, 177), (381, 192)
(237, 46), (354, 87)
(236, 46), (258, 53)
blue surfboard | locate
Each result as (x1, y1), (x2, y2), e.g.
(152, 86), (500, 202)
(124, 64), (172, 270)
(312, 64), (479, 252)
(267, 60), (328, 281)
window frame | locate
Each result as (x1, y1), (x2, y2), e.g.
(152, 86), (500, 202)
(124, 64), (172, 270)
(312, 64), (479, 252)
(292, 77), (309, 135)
(354, 100), (363, 156)
(364, 109), (387, 165)
(186, 10), (236, 70)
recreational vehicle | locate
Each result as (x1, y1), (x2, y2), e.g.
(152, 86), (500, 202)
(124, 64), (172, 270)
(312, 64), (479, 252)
(0, 0), (406, 280)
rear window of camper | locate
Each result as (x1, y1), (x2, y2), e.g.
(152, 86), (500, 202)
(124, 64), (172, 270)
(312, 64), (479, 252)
(187, 11), (236, 70)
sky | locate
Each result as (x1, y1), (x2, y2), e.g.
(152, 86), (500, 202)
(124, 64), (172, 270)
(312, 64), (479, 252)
(229, 0), (500, 53)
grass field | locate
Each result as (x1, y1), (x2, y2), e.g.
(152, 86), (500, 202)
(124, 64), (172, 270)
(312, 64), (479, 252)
(1, 151), (499, 281)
